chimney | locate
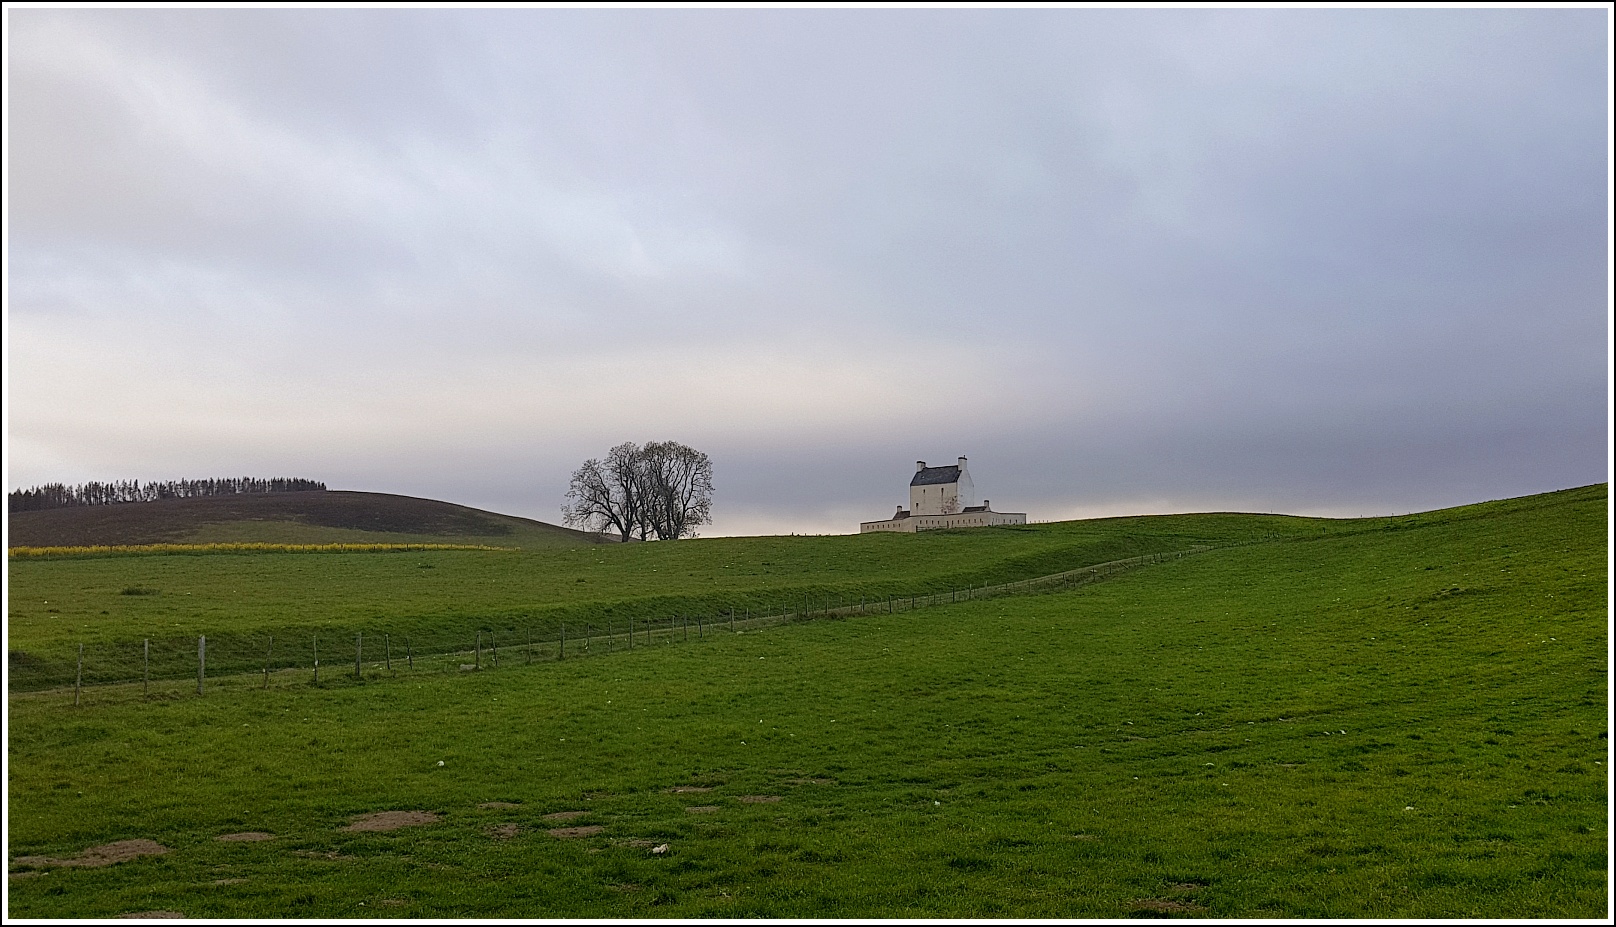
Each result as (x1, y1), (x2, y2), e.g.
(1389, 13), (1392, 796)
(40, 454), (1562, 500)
(958, 456), (968, 469)
(916, 461), (926, 472)
(983, 499), (990, 510)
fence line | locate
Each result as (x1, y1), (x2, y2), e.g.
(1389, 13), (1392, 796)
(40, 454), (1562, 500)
(14, 546), (1212, 699)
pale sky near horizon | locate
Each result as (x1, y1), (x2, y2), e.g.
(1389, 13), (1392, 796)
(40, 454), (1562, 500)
(6, 7), (1610, 536)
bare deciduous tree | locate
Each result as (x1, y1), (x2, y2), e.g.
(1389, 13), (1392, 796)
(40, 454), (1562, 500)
(562, 444), (638, 542)
(640, 441), (714, 541)
(562, 441), (713, 541)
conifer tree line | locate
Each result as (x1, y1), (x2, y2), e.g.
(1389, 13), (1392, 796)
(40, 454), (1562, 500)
(8, 478), (326, 512)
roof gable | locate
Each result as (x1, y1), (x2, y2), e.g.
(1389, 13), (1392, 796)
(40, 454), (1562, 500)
(910, 465), (961, 487)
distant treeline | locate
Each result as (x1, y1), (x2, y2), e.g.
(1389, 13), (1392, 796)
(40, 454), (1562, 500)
(8, 478), (327, 513)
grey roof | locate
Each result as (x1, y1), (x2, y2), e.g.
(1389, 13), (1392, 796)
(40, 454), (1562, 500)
(910, 465), (961, 487)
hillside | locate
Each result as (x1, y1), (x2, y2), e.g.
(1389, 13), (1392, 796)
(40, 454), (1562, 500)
(5, 490), (601, 549)
(6, 485), (1607, 917)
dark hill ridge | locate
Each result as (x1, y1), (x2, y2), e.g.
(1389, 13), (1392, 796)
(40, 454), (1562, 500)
(6, 490), (603, 548)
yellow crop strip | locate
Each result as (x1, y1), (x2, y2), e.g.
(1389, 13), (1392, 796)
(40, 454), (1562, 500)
(7, 542), (513, 559)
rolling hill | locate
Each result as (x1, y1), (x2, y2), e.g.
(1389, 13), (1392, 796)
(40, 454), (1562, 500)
(5, 484), (1605, 917)
(5, 490), (602, 549)
(6, 487), (1603, 923)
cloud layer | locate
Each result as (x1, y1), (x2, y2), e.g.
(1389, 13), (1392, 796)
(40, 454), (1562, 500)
(7, 9), (1608, 534)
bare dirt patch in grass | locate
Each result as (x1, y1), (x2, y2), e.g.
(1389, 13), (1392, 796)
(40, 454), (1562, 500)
(1129, 898), (1206, 914)
(342, 811), (439, 832)
(667, 786), (714, 794)
(294, 850), (357, 861)
(782, 777), (834, 785)
(114, 912), (185, 919)
(215, 832), (274, 842)
(738, 795), (781, 803)
(685, 805), (721, 814)
(542, 810), (591, 821)
(478, 802), (521, 810)
(12, 839), (170, 870)
(211, 878), (247, 886)
(548, 825), (604, 839)
(487, 824), (519, 840)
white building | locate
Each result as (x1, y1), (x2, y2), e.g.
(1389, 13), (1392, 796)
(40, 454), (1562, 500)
(860, 457), (1028, 533)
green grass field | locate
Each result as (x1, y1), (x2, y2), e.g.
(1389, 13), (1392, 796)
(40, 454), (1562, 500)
(7, 510), (1333, 691)
(6, 485), (1608, 917)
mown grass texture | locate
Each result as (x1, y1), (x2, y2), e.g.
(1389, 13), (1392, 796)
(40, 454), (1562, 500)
(5, 485), (1608, 918)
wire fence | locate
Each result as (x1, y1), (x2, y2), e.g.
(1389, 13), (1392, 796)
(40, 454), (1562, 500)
(12, 547), (1211, 701)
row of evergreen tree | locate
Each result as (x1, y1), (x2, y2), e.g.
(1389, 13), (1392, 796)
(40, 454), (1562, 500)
(8, 478), (327, 512)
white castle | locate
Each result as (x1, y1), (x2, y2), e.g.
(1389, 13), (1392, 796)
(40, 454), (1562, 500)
(860, 457), (1028, 533)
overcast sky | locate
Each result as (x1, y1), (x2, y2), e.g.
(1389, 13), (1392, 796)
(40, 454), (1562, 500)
(6, 7), (1609, 536)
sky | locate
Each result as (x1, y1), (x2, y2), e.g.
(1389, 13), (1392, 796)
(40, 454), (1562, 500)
(5, 7), (1610, 537)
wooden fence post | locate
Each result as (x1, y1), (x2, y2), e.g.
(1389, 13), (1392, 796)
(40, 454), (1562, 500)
(492, 635), (498, 668)
(264, 635), (273, 689)
(313, 635), (319, 684)
(143, 639), (149, 696)
(476, 631), (482, 670)
(355, 633), (363, 679)
(385, 634), (392, 673)
(75, 644), (83, 707)
(527, 630), (533, 663)
(197, 635), (206, 695)
(407, 638), (413, 671)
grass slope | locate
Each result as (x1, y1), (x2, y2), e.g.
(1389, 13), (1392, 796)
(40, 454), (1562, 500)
(5, 485), (1608, 917)
(8, 509), (1334, 691)
(6, 491), (599, 549)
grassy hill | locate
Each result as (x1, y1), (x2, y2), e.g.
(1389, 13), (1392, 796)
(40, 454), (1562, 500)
(8, 507), (1348, 676)
(6, 490), (602, 549)
(5, 484), (1607, 918)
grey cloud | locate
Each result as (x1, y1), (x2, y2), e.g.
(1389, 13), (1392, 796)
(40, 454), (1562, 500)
(6, 9), (1606, 533)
